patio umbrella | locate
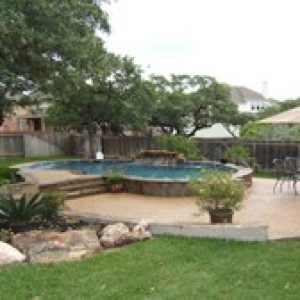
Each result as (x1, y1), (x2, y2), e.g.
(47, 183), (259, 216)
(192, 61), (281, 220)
(259, 106), (300, 124)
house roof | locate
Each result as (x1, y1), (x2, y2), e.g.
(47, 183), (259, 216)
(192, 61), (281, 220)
(259, 106), (300, 124)
(230, 86), (267, 104)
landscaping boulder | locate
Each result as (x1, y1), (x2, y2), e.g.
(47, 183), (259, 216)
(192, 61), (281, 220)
(0, 241), (26, 266)
(100, 222), (152, 248)
(132, 222), (152, 240)
(11, 229), (101, 264)
(100, 223), (133, 248)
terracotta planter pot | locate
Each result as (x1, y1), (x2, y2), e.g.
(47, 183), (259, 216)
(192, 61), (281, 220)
(110, 183), (124, 193)
(209, 208), (233, 224)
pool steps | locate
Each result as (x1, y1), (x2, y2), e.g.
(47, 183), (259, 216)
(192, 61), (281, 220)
(39, 177), (108, 199)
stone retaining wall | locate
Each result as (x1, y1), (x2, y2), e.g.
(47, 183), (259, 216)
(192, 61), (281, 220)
(0, 171), (39, 197)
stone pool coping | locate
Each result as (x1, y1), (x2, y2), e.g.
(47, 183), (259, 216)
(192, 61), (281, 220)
(15, 159), (253, 196)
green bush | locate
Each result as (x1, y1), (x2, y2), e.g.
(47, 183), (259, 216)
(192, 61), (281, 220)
(189, 170), (245, 212)
(155, 134), (201, 160)
(0, 228), (14, 243)
(0, 168), (23, 186)
(105, 168), (124, 184)
(241, 122), (300, 140)
(0, 194), (44, 224)
(0, 193), (66, 225)
(38, 192), (66, 220)
(224, 145), (254, 167)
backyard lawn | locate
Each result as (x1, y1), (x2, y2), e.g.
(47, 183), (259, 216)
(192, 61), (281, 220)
(1, 236), (300, 300)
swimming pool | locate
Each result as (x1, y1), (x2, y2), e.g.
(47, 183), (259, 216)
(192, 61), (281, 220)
(28, 159), (251, 196)
(30, 159), (233, 180)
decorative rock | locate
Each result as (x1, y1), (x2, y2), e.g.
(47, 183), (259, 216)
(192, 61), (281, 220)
(132, 222), (152, 240)
(0, 241), (26, 266)
(11, 229), (101, 263)
(100, 222), (152, 248)
(100, 223), (133, 248)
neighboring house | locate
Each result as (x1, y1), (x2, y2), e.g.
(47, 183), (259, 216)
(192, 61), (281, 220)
(230, 86), (275, 113)
(0, 107), (49, 132)
(194, 86), (277, 138)
(0, 91), (51, 133)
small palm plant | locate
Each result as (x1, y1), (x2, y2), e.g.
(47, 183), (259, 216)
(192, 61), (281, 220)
(0, 194), (44, 225)
(0, 193), (66, 226)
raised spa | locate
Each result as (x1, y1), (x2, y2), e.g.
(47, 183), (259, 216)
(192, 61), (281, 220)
(29, 159), (252, 196)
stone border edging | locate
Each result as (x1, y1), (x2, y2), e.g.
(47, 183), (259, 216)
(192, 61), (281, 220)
(150, 223), (268, 242)
(62, 211), (268, 242)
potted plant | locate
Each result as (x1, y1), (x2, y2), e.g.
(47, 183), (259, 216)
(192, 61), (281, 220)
(106, 169), (124, 193)
(189, 170), (245, 224)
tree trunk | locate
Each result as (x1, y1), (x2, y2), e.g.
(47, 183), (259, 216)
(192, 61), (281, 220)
(223, 124), (239, 138)
(87, 126), (97, 159)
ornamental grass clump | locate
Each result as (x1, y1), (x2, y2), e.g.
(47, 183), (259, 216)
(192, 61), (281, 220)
(0, 193), (66, 227)
(190, 170), (245, 223)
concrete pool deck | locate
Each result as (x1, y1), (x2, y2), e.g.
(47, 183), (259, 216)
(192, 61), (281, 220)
(66, 178), (300, 240)
(15, 164), (300, 240)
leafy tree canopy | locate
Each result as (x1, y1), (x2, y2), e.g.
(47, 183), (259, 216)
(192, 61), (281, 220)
(155, 134), (201, 160)
(240, 122), (300, 140)
(150, 75), (243, 137)
(47, 55), (156, 157)
(47, 56), (155, 134)
(0, 0), (109, 123)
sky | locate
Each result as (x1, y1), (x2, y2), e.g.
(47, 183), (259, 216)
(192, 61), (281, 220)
(103, 0), (300, 100)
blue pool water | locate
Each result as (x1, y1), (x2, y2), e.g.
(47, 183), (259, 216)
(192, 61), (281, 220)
(30, 160), (233, 180)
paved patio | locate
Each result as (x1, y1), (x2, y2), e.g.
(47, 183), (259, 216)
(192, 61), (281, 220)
(66, 178), (300, 239)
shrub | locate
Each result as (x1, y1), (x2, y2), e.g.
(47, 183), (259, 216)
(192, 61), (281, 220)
(0, 168), (23, 186)
(0, 228), (14, 243)
(189, 170), (245, 212)
(0, 193), (66, 225)
(39, 192), (66, 220)
(0, 194), (44, 224)
(106, 168), (124, 184)
(240, 122), (300, 140)
(224, 145), (255, 167)
(155, 134), (201, 160)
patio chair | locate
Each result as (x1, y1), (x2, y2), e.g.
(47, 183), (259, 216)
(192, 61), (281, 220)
(272, 158), (287, 193)
(284, 157), (300, 194)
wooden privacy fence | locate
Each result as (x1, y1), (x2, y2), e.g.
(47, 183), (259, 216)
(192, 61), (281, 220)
(195, 138), (300, 170)
(0, 133), (24, 157)
(1, 132), (300, 170)
(0, 132), (72, 157)
(102, 136), (154, 159)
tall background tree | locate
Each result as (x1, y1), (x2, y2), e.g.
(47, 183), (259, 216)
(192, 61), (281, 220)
(150, 75), (245, 137)
(0, 0), (109, 123)
(47, 56), (155, 157)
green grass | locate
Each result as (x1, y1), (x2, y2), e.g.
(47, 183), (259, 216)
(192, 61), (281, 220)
(253, 170), (277, 179)
(1, 236), (300, 299)
(0, 156), (78, 185)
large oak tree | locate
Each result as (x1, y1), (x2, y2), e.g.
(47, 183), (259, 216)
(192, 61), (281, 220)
(0, 0), (109, 123)
(47, 55), (155, 157)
